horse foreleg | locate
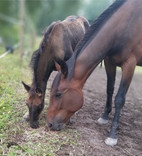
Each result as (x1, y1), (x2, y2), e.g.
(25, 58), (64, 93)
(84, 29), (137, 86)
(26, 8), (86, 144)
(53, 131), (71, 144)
(105, 56), (136, 146)
(98, 58), (116, 125)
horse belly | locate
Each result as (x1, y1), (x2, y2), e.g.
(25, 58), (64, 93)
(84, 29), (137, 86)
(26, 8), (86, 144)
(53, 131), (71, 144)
(108, 51), (129, 66)
(137, 56), (142, 66)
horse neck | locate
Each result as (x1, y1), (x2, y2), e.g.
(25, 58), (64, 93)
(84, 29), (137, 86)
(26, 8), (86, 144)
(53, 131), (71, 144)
(33, 48), (53, 92)
(71, 0), (134, 89)
(72, 27), (114, 89)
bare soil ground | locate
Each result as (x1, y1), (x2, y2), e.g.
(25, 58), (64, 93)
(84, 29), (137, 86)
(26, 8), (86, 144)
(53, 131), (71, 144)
(50, 67), (142, 156)
(7, 67), (141, 156)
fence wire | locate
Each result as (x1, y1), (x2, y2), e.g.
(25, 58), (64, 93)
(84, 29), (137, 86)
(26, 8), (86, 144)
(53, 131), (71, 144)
(0, 43), (20, 59)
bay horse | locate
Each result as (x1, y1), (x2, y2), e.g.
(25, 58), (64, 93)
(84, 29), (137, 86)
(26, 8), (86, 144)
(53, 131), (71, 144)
(47, 0), (142, 146)
(22, 16), (90, 128)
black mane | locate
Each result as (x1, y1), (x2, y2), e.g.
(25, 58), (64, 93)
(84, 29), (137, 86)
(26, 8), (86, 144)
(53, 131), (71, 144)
(30, 21), (58, 83)
(52, 0), (127, 86)
(74, 0), (126, 58)
(66, 0), (126, 81)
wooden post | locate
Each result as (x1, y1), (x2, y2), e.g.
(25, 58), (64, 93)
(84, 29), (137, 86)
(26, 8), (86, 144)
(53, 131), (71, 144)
(19, 0), (25, 62)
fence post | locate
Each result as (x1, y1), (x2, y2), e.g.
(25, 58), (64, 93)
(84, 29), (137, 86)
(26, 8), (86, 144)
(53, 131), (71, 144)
(19, 0), (25, 62)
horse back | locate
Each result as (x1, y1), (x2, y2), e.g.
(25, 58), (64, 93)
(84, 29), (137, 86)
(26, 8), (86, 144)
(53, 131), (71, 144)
(48, 16), (89, 61)
(104, 0), (142, 67)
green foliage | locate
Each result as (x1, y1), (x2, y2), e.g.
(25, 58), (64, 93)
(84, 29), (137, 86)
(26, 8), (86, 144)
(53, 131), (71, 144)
(0, 0), (113, 46)
(1, 25), (19, 45)
(0, 0), (19, 45)
(26, 0), (82, 34)
(0, 53), (23, 133)
(0, 49), (80, 156)
(0, 0), (18, 19)
(0, 46), (5, 54)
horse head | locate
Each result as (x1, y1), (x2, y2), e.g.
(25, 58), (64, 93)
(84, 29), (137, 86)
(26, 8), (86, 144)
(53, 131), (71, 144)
(22, 82), (44, 128)
(46, 59), (83, 131)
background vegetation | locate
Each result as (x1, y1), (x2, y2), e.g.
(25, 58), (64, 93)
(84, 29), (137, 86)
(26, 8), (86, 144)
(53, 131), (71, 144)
(0, 0), (113, 48)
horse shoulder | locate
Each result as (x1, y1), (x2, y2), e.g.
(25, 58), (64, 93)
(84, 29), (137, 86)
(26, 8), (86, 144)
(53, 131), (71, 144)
(49, 23), (67, 59)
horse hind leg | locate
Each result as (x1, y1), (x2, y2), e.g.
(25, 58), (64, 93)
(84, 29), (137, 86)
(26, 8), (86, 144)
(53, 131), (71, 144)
(98, 58), (116, 125)
(105, 56), (136, 146)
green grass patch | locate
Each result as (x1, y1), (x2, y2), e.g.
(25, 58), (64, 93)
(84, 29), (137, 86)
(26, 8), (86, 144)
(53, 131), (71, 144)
(0, 53), (25, 132)
(0, 46), (5, 54)
(135, 66), (142, 73)
(0, 52), (31, 154)
(0, 50), (80, 156)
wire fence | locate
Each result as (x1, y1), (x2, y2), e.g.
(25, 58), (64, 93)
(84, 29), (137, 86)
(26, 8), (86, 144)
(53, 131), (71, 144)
(0, 43), (20, 59)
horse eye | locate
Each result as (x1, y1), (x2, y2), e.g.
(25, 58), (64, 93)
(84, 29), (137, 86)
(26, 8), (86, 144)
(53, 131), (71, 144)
(55, 92), (62, 98)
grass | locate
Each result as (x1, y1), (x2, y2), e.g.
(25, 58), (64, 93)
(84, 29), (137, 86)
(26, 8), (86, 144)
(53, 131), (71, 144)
(135, 66), (142, 73)
(0, 51), (29, 155)
(1, 48), (141, 156)
(0, 53), (23, 131)
(0, 49), (80, 156)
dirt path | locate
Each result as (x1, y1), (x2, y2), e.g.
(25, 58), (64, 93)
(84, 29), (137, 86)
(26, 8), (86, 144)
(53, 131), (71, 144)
(50, 67), (142, 156)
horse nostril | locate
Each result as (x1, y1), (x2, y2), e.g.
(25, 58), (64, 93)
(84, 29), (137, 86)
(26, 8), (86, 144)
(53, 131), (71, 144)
(30, 122), (39, 129)
(48, 123), (52, 128)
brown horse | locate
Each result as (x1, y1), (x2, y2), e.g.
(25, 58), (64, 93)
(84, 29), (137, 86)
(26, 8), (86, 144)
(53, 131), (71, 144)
(22, 16), (89, 128)
(47, 0), (142, 146)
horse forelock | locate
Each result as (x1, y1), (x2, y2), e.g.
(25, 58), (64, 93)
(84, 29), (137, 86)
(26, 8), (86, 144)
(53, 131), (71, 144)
(74, 0), (127, 59)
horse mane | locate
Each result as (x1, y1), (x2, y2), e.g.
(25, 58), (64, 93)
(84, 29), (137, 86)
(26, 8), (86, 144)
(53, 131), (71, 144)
(30, 21), (58, 84)
(74, 0), (127, 59)
(66, 0), (127, 81)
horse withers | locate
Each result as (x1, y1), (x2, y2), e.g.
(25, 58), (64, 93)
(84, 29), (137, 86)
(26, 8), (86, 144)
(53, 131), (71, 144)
(47, 0), (142, 146)
(22, 16), (89, 128)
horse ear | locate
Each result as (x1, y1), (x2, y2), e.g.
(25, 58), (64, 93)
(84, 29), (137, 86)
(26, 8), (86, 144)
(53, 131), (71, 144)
(54, 58), (68, 78)
(22, 81), (30, 92)
(55, 62), (61, 71)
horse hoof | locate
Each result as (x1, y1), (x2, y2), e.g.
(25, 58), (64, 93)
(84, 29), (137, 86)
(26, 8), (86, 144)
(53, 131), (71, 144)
(22, 112), (29, 122)
(22, 118), (27, 122)
(97, 117), (108, 125)
(105, 137), (118, 146)
(67, 116), (76, 125)
(69, 116), (76, 124)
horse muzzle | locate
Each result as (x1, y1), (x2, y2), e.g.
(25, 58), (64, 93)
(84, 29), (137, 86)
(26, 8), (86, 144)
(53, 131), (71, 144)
(30, 120), (39, 129)
(46, 121), (64, 131)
